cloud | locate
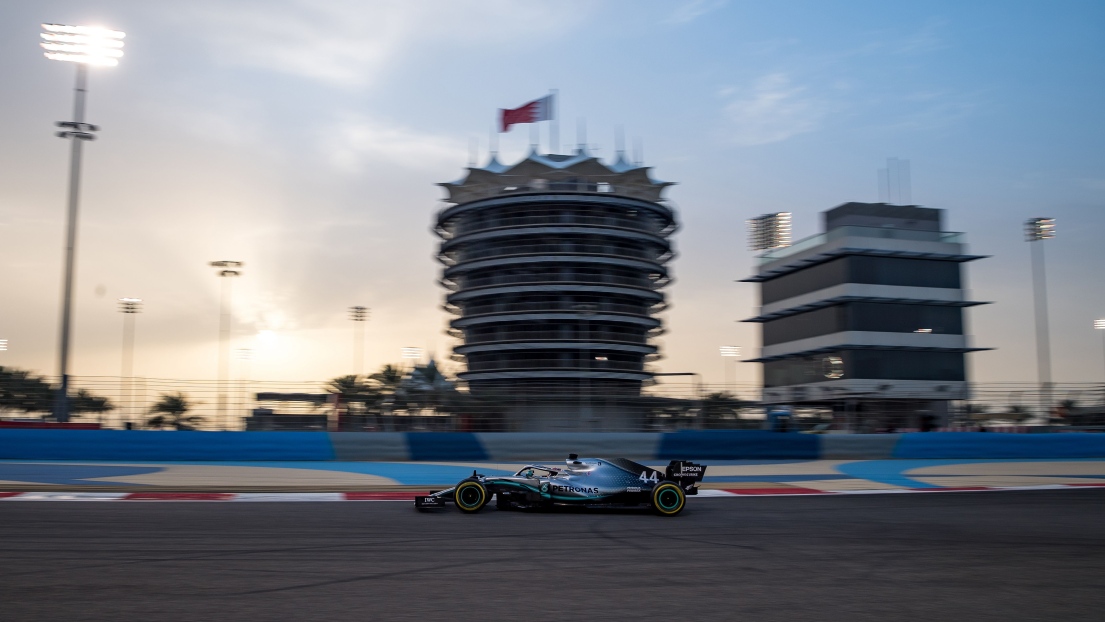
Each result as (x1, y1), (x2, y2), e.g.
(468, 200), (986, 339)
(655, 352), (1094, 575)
(723, 73), (828, 146)
(321, 114), (464, 173)
(667, 0), (728, 24)
(182, 0), (589, 89)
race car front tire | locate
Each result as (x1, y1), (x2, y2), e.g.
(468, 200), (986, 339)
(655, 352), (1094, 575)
(454, 481), (489, 513)
(651, 482), (686, 516)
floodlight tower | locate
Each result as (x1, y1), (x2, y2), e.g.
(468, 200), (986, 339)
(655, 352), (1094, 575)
(1025, 218), (1055, 418)
(350, 306), (370, 375)
(41, 23), (125, 421)
(210, 261), (243, 422)
(118, 298), (141, 428)
(1095, 319), (1105, 403)
(720, 345), (741, 389)
(402, 347), (423, 370)
(747, 212), (793, 252)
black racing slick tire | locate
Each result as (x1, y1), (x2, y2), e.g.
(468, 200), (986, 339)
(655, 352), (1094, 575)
(651, 482), (686, 516)
(454, 481), (489, 513)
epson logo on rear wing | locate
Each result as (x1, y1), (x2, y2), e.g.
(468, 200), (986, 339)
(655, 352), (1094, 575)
(665, 461), (706, 482)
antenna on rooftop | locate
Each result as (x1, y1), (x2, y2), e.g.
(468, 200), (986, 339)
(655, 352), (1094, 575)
(877, 157), (912, 205)
(468, 137), (477, 167)
(576, 117), (587, 153)
(615, 125), (626, 157)
(633, 137), (643, 166)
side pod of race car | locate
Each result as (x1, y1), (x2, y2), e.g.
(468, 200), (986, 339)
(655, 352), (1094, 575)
(415, 455), (707, 516)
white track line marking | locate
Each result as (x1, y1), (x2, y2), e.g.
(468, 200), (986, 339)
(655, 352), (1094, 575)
(0, 484), (1101, 501)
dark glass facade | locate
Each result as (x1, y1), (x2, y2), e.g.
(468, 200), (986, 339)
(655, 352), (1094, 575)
(763, 350), (966, 387)
(762, 302), (964, 345)
(761, 256), (962, 304)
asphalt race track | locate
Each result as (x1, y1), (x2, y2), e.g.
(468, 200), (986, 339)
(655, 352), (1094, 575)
(1, 490), (1103, 622)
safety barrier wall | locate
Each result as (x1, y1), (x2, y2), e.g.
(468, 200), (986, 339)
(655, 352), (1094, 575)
(0, 430), (336, 461)
(1, 430), (1104, 462)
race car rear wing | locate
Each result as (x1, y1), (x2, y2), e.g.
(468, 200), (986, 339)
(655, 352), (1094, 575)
(665, 461), (707, 492)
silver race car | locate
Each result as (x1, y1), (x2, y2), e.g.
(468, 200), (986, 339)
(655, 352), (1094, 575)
(414, 454), (706, 516)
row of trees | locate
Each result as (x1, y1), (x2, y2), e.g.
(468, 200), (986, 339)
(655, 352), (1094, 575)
(323, 361), (461, 415)
(0, 366), (113, 417)
(0, 366), (202, 429)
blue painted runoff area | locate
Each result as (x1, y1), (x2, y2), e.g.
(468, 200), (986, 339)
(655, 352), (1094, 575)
(1, 429), (1105, 462)
(0, 463), (163, 486)
(1, 458), (1102, 487)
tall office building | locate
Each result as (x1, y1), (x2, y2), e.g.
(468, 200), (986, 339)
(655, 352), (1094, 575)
(743, 202), (990, 426)
(434, 149), (677, 426)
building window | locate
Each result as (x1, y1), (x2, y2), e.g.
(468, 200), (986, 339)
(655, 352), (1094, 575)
(763, 349), (966, 387)
(761, 256), (963, 304)
(762, 302), (964, 345)
(849, 256), (961, 289)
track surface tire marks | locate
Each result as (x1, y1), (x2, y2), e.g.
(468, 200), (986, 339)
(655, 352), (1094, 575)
(1, 490), (1103, 622)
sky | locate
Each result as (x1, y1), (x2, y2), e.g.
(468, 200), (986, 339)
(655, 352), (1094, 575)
(0, 0), (1103, 387)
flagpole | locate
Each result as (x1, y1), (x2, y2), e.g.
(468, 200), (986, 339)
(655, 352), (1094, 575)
(550, 88), (559, 155)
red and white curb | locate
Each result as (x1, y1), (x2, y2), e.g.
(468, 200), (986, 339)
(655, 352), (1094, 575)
(1, 483), (1102, 501)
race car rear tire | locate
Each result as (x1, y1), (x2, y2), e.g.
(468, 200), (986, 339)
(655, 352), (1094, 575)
(454, 481), (489, 513)
(651, 482), (686, 516)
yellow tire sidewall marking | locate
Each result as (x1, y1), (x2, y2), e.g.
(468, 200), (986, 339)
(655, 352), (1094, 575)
(455, 482), (486, 510)
(653, 483), (685, 514)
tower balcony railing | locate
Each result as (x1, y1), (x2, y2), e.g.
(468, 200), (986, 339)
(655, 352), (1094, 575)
(443, 243), (668, 265)
(448, 212), (667, 237)
(757, 225), (967, 264)
(441, 273), (661, 292)
(445, 300), (663, 317)
(465, 358), (647, 373)
(461, 330), (651, 345)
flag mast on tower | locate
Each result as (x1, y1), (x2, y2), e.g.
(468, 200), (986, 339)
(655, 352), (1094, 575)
(499, 93), (557, 152)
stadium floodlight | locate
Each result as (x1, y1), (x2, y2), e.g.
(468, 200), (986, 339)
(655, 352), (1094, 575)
(1096, 319), (1105, 386)
(349, 306), (370, 375)
(210, 262), (243, 422)
(747, 212), (792, 251)
(1024, 217), (1055, 242)
(118, 297), (142, 313)
(41, 24), (125, 66)
(0, 339), (8, 351)
(719, 345), (741, 388)
(402, 347), (423, 361)
(117, 298), (142, 428)
(42, 24), (125, 422)
(1024, 218), (1055, 418)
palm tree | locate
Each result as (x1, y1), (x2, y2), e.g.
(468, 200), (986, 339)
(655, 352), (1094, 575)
(69, 389), (114, 416)
(147, 392), (204, 430)
(324, 374), (379, 404)
(370, 364), (404, 392)
(700, 392), (750, 429)
(403, 359), (461, 424)
(0, 367), (54, 415)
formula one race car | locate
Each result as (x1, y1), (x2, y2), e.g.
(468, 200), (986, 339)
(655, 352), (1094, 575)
(414, 455), (706, 516)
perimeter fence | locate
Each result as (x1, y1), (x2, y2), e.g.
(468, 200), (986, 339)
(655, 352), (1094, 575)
(2, 375), (1103, 433)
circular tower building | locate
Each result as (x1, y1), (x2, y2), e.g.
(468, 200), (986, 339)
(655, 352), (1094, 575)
(434, 149), (677, 427)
